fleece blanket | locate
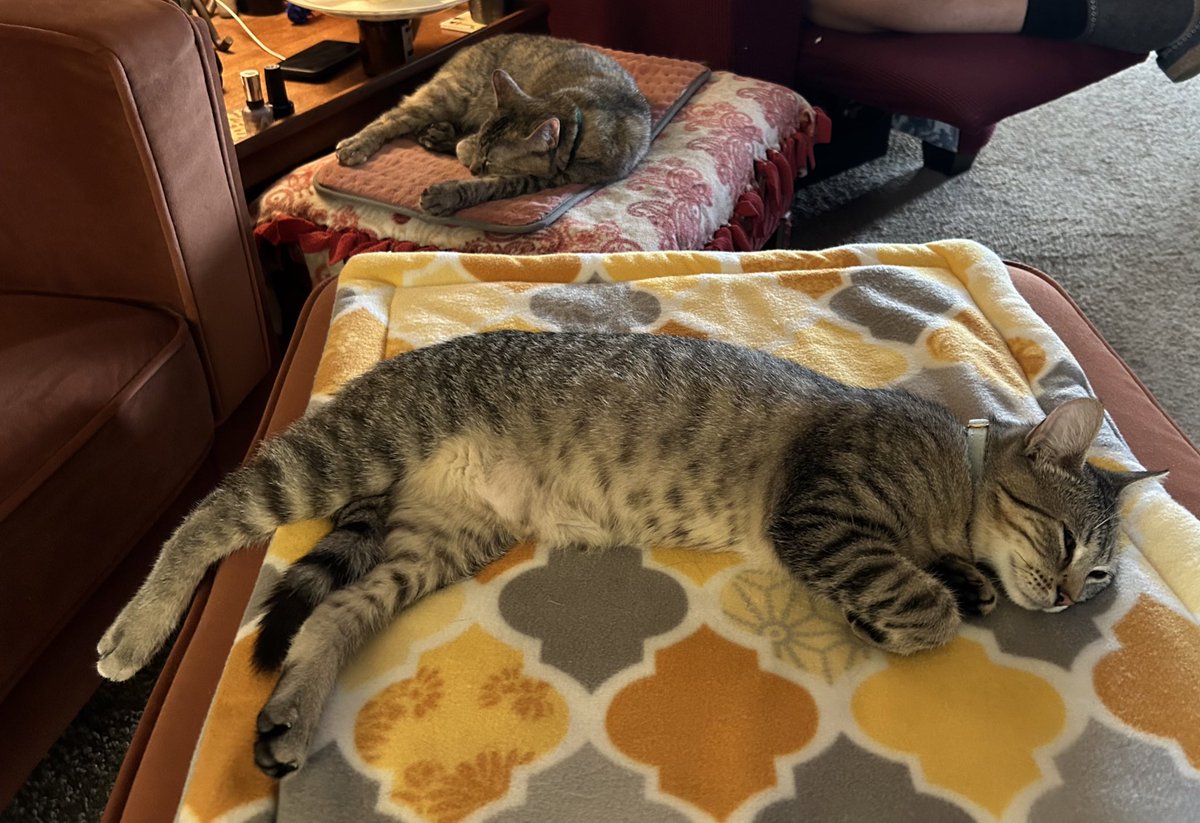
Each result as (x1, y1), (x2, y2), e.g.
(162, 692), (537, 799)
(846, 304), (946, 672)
(178, 241), (1200, 823)
(312, 49), (711, 233)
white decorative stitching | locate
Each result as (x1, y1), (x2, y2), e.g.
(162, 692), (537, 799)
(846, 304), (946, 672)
(1161, 14), (1200, 59)
(1084, 0), (1098, 37)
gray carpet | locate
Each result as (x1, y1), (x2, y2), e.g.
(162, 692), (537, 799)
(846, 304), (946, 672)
(4, 57), (1197, 823)
(2, 654), (165, 823)
(792, 58), (1200, 444)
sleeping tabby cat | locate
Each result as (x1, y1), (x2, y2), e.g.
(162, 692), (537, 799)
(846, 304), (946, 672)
(96, 331), (1161, 776)
(333, 34), (652, 216)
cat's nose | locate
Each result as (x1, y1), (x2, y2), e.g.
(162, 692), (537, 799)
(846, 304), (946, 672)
(1055, 588), (1074, 608)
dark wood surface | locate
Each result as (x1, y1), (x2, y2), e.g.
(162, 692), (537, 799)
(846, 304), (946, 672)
(211, 2), (548, 192)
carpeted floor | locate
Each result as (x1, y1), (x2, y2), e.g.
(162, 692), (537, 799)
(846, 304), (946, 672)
(4, 57), (1196, 823)
(791, 58), (1200, 443)
(2, 654), (166, 822)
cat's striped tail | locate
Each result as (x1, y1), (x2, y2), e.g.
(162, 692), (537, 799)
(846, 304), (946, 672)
(251, 496), (391, 672)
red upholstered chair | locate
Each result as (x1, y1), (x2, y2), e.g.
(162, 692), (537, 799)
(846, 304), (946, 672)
(546, 0), (1145, 174)
(792, 27), (1144, 174)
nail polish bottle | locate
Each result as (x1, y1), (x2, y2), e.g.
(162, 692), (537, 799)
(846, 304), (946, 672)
(239, 69), (274, 134)
(263, 64), (294, 118)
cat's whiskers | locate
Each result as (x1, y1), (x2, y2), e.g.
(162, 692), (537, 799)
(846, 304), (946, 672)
(1090, 511), (1119, 535)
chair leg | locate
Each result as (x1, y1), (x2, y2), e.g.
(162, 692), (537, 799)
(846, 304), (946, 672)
(794, 91), (892, 185)
(922, 141), (977, 176)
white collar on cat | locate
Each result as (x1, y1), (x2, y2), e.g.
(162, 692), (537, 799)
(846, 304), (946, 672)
(966, 419), (989, 485)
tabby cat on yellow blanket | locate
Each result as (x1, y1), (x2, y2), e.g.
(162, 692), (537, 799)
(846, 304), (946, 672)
(97, 331), (1160, 776)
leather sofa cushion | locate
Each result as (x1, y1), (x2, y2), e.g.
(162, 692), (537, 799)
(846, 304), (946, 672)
(0, 294), (214, 700)
(1, 296), (177, 515)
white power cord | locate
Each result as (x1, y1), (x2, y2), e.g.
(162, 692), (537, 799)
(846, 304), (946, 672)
(211, 0), (287, 61)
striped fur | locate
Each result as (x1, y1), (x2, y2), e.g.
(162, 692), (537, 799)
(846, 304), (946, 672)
(333, 34), (651, 215)
(252, 495), (392, 672)
(96, 331), (1157, 776)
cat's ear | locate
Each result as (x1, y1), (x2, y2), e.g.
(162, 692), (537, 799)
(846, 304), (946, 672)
(1025, 397), (1105, 471)
(524, 118), (561, 151)
(1106, 467), (1169, 494)
(491, 69), (526, 104)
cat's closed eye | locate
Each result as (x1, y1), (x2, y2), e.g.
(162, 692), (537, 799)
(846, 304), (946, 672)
(1062, 525), (1077, 567)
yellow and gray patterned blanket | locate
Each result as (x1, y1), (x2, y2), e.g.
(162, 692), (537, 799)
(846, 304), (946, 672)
(179, 241), (1200, 823)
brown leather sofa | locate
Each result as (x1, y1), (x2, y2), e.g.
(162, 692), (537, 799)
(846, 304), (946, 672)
(0, 0), (275, 805)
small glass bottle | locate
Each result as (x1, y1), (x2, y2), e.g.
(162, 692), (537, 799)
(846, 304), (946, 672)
(263, 64), (294, 119)
(239, 69), (274, 135)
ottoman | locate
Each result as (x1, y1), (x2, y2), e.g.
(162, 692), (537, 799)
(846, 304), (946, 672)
(103, 245), (1200, 822)
(253, 68), (832, 289)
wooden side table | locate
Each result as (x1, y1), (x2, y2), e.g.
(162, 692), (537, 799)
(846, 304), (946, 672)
(211, 2), (548, 192)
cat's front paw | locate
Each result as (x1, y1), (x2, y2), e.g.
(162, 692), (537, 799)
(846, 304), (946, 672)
(931, 556), (998, 616)
(335, 136), (378, 167)
(417, 121), (458, 154)
(419, 182), (463, 216)
(844, 581), (961, 655)
(455, 135), (480, 169)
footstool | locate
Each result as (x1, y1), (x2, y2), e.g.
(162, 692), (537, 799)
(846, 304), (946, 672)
(253, 67), (831, 287)
(103, 244), (1200, 822)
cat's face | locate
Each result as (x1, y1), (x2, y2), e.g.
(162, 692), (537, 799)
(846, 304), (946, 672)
(971, 399), (1162, 612)
(469, 70), (568, 179)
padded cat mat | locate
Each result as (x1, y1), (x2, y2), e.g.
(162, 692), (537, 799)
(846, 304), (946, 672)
(176, 242), (1200, 823)
(312, 49), (710, 233)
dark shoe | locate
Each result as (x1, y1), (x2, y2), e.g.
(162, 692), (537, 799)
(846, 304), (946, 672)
(1079, 0), (1194, 52)
(1158, 10), (1200, 81)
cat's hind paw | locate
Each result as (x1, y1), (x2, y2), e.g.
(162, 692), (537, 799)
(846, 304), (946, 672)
(254, 706), (307, 778)
(254, 679), (321, 778)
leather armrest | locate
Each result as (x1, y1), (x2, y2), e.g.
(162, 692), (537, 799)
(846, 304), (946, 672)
(0, 0), (272, 421)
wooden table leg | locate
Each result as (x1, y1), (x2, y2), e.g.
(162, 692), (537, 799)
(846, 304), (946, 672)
(357, 18), (417, 76)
